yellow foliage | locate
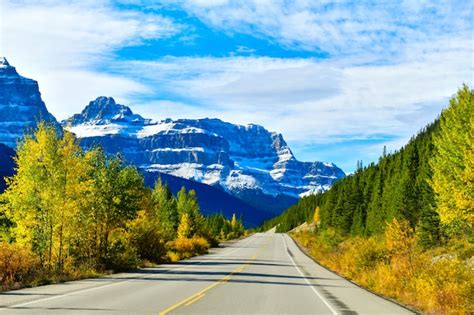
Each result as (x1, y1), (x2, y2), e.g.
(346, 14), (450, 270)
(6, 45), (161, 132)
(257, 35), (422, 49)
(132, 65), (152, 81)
(172, 236), (209, 259)
(167, 251), (181, 262)
(430, 85), (474, 233)
(231, 213), (238, 230)
(4, 124), (91, 271)
(0, 243), (38, 290)
(313, 206), (321, 225)
(292, 228), (474, 314)
(415, 256), (474, 313)
(385, 218), (416, 256)
(177, 213), (192, 239)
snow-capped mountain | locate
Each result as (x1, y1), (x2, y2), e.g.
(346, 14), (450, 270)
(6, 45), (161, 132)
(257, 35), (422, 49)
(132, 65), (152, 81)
(63, 97), (345, 213)
(0, 57), (59, 148)
(0, 58), (344, 219)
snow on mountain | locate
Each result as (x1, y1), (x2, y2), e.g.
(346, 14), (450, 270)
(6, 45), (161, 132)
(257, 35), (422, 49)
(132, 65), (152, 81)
(63, 97), (346, 213)
(0, 59), (343, 218)
(0, 57), (59, 148)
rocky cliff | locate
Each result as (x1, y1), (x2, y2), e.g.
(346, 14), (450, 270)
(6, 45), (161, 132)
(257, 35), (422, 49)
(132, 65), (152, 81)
(63, 97), (345, 213)
(0, 57), (59, 148)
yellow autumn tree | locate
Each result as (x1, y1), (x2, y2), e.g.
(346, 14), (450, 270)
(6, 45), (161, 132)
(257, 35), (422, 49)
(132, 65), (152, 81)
(4, 123), (90, 271)
(177, 213), (192, 239)
(231, 213), (237, 231)
(385, 218), (415, 256)
(430, 85), (474, 234)
(313, 207), (321, 225)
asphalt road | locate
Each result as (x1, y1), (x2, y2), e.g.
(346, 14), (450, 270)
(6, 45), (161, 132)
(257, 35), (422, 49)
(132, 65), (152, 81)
(0, 232), (414, 314)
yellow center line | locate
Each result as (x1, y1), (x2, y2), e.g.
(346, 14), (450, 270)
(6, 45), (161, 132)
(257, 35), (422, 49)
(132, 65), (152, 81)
(184, 294), (205, 306)
(158, 238), (271, 315)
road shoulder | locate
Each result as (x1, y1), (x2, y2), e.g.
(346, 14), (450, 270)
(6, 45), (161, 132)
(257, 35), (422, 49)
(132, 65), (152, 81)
(287, 233), (419, 314)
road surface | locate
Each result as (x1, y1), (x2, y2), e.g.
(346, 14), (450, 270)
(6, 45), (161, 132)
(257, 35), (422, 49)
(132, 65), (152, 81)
(0, 232), (414, 314)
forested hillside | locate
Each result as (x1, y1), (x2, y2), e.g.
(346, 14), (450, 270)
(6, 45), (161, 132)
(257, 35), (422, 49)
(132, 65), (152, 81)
(262, 119), (440, 240)
(263, 85), (472, 242)
(262, 86), (473, 313)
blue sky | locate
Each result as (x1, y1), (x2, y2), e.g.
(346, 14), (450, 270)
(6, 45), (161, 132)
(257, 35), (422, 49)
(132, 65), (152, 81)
(2, 0), (473, 172)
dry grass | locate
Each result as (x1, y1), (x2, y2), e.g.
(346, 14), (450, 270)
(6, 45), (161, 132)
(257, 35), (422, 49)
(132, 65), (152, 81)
(292, 219), (474, 314)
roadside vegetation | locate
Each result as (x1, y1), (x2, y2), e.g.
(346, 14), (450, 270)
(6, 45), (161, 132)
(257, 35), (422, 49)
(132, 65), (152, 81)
(0, 123), (245, 291)
(293, 220), (473, 314)
(262, 85), (474, 313)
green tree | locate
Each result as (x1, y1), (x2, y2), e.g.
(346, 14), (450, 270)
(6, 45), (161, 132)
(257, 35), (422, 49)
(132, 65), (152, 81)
(151, 180), (178, 239)
(176, 187), (205, 237)
(84, 149), (144, 265)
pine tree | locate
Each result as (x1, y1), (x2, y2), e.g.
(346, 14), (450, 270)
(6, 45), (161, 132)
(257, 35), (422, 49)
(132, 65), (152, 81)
(417, 205), (441, 249)
(260, 86), (470, 246)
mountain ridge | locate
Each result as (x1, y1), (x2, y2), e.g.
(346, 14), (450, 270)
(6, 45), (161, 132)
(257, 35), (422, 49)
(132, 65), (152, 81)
(0, 58), (345, 217)
(62, 96), (345, 213)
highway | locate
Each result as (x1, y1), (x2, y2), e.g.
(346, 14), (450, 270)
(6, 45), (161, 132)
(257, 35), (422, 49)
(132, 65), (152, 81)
(0, 232), (414, 314)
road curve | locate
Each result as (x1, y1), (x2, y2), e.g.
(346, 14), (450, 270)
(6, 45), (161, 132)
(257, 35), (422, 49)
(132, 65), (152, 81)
(0, 232), (413, 314)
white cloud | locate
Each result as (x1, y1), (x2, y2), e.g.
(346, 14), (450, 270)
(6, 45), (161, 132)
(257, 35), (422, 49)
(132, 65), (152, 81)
(37, 70), (150, 120)
(173, 0), (474, 57)
(1, 0), (472, 171)
(117, 33), (472, 146)
(236, 46), (256, 54)
(1, 0), (181, 119)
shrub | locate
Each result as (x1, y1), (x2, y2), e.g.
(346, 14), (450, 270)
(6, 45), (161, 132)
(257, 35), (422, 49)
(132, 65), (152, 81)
(172, 236), (210, 259)
(129, 213), (168, 263)
(415, 255), (474, 313)
(0, 243), (39, 290)
(317, 227), (345, 250)
(191, 236), (210, 254)
(104, 229), (140, 272)
(351, 237), (388, 271)
(385, 219), (416, 257)
(166, 251), (181, 263)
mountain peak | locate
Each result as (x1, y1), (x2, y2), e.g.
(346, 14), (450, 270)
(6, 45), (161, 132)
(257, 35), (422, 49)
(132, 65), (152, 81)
(0, 57), (59, 148)
(88, 96), (128, 113)
(0, 57), (10, 67)
(0, 57), (19, 76)
(64, 96), (147, 126)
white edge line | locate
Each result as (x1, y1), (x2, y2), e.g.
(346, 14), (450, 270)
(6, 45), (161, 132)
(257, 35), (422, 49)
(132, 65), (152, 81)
(282, 234), (339, 315)
(2, 280), (129, 309)
(0, 234), (258, 311)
